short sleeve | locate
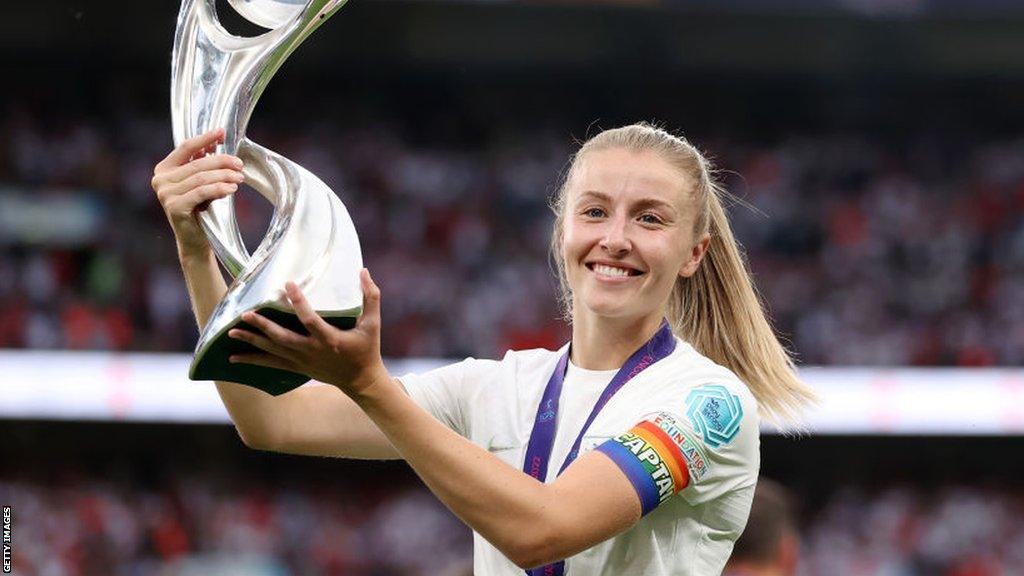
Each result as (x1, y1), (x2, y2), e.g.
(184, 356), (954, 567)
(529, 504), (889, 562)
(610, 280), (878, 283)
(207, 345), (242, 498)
(397, 357), (497, 438)
(595, 382), (759, 516)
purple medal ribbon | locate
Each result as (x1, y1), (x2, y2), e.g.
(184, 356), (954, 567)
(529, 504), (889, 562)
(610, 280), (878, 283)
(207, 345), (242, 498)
(521, 319), (676, 576)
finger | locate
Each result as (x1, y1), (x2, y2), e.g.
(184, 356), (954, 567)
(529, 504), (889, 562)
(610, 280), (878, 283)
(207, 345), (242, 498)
(168, 182), (237, 214)
(156, 128), (225, 172)
(228, 352), (302, 373)
(356, 268), (381, 331)
(228, 326), (291, 358)
(159, 154), (243, 187)
(165, 185), (235, 222)
(175, 168), (245, 195)
(202, 138), (220, 156)
(240, 310), (308, 350)
(157, 168), (243, 203)
(152, 151), (240, 191)
(285, 281), (337, 342)
(190, 132), (223, 162)
(204, 134), (224, 158)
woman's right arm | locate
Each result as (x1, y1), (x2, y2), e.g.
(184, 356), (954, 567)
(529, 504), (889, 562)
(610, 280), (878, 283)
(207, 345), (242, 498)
(152, 128), (399, 459)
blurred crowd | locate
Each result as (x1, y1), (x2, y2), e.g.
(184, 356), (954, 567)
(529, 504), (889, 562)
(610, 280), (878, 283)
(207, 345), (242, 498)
(801, 485), (1024, 575)
(3, 474), (1023, 576)
(1, 96), (1023, 365)
(0, 474), (472, 576)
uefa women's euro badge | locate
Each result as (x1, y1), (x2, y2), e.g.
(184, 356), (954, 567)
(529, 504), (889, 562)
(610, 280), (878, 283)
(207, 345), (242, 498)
(171, 0), (362, 395)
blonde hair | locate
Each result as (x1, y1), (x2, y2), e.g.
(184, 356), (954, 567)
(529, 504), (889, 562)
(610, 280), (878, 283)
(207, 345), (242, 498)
(549, 122), (816, 426)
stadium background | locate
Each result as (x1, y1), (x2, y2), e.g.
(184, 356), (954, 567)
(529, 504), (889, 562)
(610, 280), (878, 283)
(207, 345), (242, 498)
(2, 0), (1024, 574)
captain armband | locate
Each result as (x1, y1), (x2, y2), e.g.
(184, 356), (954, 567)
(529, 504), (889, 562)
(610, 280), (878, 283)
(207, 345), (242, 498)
(595, 412), (710, 515)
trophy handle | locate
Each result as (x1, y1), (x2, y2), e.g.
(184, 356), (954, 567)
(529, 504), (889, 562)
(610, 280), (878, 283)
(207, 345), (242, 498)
(171, 0), (348, 277)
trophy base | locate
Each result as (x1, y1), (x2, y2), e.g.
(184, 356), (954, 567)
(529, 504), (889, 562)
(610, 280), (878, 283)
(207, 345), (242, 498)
(189, 306), (357, 396)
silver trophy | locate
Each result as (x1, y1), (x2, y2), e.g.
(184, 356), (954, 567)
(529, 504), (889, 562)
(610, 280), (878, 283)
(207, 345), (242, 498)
(171, 0), (362, 395)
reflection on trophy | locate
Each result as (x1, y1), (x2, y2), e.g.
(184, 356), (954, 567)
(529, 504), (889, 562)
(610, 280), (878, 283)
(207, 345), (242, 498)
(171, 0), (362, 395)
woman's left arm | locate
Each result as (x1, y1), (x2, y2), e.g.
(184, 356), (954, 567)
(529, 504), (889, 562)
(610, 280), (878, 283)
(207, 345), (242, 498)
(356, 368), (641, 569)
(230, 270), (642, 569)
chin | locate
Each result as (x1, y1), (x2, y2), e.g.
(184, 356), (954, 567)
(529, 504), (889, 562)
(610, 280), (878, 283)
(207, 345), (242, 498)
(579, 297), (640, 319)
(577, 287), (665, 322)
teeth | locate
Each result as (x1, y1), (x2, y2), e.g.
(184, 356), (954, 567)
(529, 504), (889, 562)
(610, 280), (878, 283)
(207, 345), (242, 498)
(594, 264), (631, 278)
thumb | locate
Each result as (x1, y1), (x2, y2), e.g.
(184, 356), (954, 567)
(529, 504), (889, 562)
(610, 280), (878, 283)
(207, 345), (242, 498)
(358, 268), (381, 330)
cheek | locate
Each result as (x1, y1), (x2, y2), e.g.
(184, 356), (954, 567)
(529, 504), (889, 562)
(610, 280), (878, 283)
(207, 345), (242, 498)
(558, 228), (575, 277)
(560, 221), (585, 258)
(652, 235), (692, 279)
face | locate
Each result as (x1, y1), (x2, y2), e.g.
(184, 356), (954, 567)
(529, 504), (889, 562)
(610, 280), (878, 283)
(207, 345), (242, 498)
(561, 147), (710, 323)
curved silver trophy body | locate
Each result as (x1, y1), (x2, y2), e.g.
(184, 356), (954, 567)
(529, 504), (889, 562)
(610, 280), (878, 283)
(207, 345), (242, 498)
(172, 0), (362, 395)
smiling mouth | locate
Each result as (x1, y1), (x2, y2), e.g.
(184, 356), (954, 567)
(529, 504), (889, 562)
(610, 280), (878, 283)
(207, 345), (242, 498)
(586, 263), (644, 278)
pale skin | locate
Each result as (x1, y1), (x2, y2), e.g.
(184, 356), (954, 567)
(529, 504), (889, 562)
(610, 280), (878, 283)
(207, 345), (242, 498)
(152, 130), (710, 569)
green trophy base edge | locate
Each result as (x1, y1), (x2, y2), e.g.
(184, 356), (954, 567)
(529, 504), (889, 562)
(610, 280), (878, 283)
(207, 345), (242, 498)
(189, 306), (357, 396)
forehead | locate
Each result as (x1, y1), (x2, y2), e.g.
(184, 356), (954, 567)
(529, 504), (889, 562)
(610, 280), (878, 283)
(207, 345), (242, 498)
(569, 147), (692, 206)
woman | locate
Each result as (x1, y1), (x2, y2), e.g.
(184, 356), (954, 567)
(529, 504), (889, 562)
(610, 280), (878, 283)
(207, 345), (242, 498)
(151, 123), (815, 575)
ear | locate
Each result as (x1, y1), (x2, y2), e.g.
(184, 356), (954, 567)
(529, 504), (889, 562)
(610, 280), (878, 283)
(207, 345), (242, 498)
(678, 232), (711, 278)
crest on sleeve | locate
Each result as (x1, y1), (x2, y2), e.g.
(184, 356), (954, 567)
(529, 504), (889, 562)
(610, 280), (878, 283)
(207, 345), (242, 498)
(685, 384), (743, 448)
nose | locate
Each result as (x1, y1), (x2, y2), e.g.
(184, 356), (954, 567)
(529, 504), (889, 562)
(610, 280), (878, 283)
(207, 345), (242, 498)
(599, 215), (631, 256)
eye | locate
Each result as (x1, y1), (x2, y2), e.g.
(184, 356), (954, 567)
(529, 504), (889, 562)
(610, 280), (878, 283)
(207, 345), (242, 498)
(639, 213), (664, 225)
(583, 207), (606, 218)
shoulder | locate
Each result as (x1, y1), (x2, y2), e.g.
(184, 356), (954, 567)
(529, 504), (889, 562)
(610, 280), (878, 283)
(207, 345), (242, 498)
(496, 346), (566, 380)
(645, 345), (760, 504)
(661, 339), (759, 431)
(499, 346), (563, 365)
(401, 346), (563, 387)
(423, 346), (556, 372)
(629, 340), (759, 485)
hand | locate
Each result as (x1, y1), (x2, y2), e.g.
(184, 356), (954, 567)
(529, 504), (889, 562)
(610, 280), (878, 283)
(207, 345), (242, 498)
(151, 128), (245, 256)
(227, 269), (390, 397)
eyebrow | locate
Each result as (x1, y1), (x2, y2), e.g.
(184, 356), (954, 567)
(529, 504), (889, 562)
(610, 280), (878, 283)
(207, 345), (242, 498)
(576, 190), (678, 215)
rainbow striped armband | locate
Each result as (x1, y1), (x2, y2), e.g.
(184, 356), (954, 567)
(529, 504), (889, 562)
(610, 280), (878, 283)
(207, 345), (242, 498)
(595, 412), (710, 515)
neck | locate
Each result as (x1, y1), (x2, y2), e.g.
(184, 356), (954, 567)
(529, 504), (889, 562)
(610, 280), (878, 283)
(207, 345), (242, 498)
(570, 309), (666, 370)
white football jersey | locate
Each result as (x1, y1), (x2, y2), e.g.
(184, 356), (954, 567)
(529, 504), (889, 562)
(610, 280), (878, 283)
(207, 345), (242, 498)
(399, 336), (760, 576)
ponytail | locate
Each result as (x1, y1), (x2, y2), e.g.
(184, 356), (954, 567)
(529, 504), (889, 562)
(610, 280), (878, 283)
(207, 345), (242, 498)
(670, 178), (815, 426)
(550, 123), (816, 427)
